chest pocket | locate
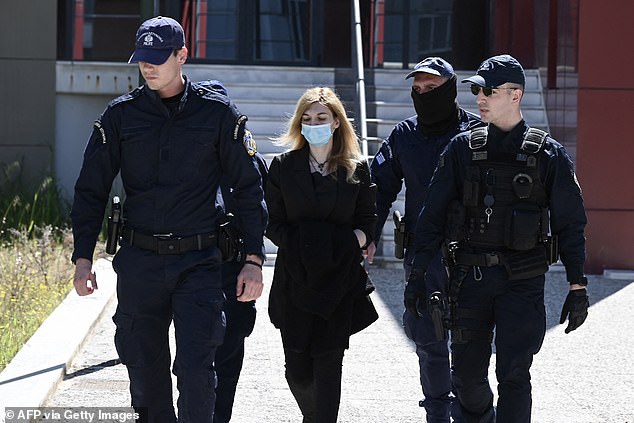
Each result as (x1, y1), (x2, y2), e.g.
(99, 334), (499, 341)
(121, 124), (156, 189)
(173, 126), (217, 182)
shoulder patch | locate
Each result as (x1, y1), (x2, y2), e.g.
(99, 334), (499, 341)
(94, 120), (106, 144)
(233, 115), (248, 140)
(374, 152), (385, 165)
(242, 129), (257, 156)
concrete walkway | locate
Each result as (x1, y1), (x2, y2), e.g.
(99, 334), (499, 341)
(2, 259), (634, 422)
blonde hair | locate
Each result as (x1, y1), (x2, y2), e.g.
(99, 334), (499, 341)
(275, 87), (363, 182)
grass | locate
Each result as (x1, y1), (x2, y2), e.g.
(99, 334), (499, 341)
(0, 160), (76, 371)
(0, 228), (74, 371)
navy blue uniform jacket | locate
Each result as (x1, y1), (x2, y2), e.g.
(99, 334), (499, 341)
(370, 109), (482, 249)
(71, 77), (267, 261)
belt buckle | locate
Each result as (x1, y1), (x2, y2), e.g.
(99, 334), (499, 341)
(154, 233), (181, 254)
(485, 253), (500, 266)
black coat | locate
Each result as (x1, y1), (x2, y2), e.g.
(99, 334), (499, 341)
(266, 146), (378, 354)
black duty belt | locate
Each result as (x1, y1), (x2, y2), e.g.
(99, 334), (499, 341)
(454, 251), (501, 267)
(121, 227), (217, 254)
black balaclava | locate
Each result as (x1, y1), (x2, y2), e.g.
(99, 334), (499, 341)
(410, 74), (459, 136)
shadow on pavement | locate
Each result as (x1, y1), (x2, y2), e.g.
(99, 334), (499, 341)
(63, 358), (122, 380)
(369, 264), (633, 333)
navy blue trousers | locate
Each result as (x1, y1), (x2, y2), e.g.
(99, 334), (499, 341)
(404, 252), (462, 423)
(112, 245), (225, 423)
(451, 265), (546, 423)
(213, 260), (257, 423)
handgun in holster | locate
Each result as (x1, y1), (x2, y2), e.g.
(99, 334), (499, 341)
(545, 234), (559, 265)
(218, 213), (243, 262)
(392, 210), (409, 260)
(428, 291), (449, 342)
(105, 196), (122, 255)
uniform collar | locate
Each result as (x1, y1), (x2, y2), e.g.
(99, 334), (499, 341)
(143, 75), (190, 114)
(488, 120), (527, 150)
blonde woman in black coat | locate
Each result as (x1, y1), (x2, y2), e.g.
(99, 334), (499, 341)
(266, 87), (378, 423)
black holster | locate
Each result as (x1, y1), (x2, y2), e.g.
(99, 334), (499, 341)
(218, 213), (243, 262)
(393, 210), (409, 259)
(428, 291), (449, 342)
(105, 196), (122, 255)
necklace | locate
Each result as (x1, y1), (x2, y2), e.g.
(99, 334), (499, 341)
(309, 152), (328, 172)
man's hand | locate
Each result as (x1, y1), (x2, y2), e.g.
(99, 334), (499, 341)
(365, 241), (377, 264)
(236, 255), (264, 302)
(73, 258), (98, 296)
(404, 269), (426, 318)
(559, 288), (589, 333)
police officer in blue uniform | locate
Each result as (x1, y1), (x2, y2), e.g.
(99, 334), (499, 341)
(214, 152), (268, 423)
(408, 55), (589, 422)
(70, 16), (267, 423)
(367, 57), (483, 422)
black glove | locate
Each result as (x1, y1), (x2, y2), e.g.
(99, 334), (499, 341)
(559, 289), (589, 334)
(404, 269), (426, 318)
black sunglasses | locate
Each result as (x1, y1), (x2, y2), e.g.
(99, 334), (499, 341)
(470, 84), (496, 97)
(470, 84), (517, 97)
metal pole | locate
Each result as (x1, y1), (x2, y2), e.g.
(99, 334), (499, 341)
(547, 0), (558, 89)
(353, 0), (369, 158)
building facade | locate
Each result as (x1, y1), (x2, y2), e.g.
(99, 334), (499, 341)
(1, 0), (631, 272)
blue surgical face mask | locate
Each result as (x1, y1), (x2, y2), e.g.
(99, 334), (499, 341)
(301, 123), (333, 146)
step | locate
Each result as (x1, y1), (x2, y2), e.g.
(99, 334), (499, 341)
(183, 64), (336, 85)
(221, 83), (327, 101)
(232, 99), (297, 118)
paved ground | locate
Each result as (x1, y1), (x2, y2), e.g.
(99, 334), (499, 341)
(41, 262), (634, 422)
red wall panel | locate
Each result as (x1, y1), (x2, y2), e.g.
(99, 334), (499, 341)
(576, 90), (634, 209)
(578, 1), (634, 89)
(578, 0), (634, 272)
(585, 211), (634, 274)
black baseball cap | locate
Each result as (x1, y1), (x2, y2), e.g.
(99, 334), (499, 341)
(461, 54), (525, 87)
(128, 16), (185, 65)
(405, 57), (455, 79)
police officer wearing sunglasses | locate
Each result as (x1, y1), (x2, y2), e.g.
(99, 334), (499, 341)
(407, 54), (589, 422)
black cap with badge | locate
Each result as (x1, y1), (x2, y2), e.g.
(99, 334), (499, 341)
(128, 16), (185, 65)
(461, 54), (525, 88)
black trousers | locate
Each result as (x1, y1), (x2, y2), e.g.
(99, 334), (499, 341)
(283, 347), (346, 423)
(451, 265), (546, 423)
(112, 245), (225, 423)
(213, 260), (257, 423)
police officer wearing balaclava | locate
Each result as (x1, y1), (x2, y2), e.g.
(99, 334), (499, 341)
(408, 54), (589, 422)
(367, 57), (483, 422)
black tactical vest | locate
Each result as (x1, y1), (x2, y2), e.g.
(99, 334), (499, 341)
(462, 127), (549, 251)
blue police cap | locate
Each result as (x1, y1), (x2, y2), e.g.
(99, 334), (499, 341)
(405, 57), (455, 79)
(128, 16), (185, 65)
(461, 54), (526, 87)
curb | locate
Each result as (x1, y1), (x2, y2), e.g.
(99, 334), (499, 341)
(0, 258), (117, 413)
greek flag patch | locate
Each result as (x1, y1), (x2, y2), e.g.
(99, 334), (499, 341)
(375, 152), (385, 165)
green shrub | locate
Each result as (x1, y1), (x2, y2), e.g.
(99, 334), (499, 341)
(1, 160), (70, 241)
